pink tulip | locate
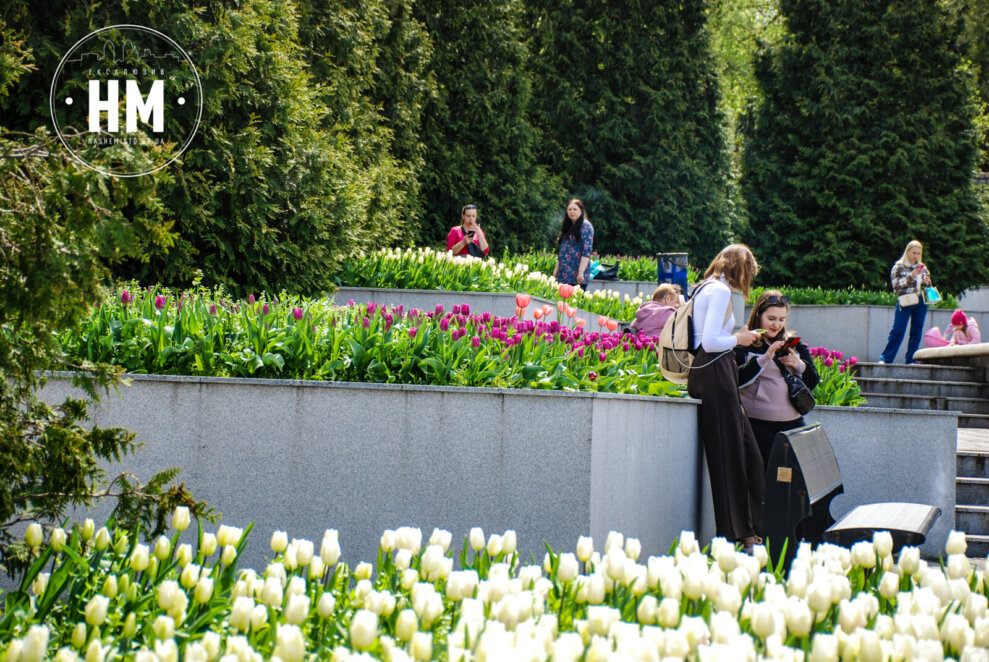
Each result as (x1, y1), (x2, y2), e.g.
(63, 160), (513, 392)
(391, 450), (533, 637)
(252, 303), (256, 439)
(557, 301), (565, 313)
(559, 284), (575, 299)
(839, 364), (846, 373)
(262, 303), (269, 316)
(453, 304), (461, 315)
(849, 356), (858, 366)
(462, 304), (470, 315)
(542, 304), (553, 317)
(440, 318), (450, 331)
(367, 302), (377, 315)
(515, 306), (524, 318)
(598, 316), (608, 328)
(588, 371), (598, 381)
(248, 294), (256, 305)
(566, 305), (576, 318)
(120, 290), (132, 304)
(435, 304), (444, 315)
(533, 310), (544, 320)
(599, 352), (607, 362)
(824, 357), (834, 367)
(575, 318), (587, 328)
(515, 293), (531, 308)
(209, 304), (217, 316)
(362, 316), (370, 328)
(471, 336), (480, 349)
(577, 347), (585, 358)
(606, 319), (618, 332)
(293, 307), (304, 320)
(154, 295), (166, 310)
(408, 327), (418, 338)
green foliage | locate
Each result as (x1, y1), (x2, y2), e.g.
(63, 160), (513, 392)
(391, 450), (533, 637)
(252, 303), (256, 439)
(529, 0), (733, 263)
(741, 0), (989, 294)
(808, 347), (867, 407)
(748, 285), (959, 309)
(0, 25), (211, 575)
(948, 0), (989, 171)
(414, 0), (562, 252)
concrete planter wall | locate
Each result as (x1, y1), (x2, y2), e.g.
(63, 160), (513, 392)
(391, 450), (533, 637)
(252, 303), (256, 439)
(42, 376), (955, 568)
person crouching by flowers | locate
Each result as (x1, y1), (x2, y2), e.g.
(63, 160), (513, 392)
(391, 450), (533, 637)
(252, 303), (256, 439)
(629, 284), (681, 338)
(734, 290), (819, 467)
(447, 204), (489, 257)
(949, 309), (981, 345)
(552, 198), (594, 288)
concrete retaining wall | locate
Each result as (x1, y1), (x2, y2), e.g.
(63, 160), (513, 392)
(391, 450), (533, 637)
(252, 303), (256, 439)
(41, 376), (955, 567)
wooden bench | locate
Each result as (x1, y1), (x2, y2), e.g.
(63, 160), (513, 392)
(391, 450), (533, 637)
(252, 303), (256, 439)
(762, 424), (941, 565)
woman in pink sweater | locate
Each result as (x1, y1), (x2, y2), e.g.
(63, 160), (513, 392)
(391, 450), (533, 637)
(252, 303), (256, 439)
(949, 309), (981, 345)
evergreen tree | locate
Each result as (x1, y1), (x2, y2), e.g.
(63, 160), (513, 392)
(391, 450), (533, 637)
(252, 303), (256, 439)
(741, 0), (988, 292)
(529, 0), (732, 263)
(414, 0), (562, 252)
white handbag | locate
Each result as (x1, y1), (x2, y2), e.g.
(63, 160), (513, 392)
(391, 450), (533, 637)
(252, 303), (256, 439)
(898, 293), (920, 307)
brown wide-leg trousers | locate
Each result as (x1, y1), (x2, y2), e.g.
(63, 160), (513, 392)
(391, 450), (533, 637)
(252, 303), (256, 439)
(687, 348), (765, 540)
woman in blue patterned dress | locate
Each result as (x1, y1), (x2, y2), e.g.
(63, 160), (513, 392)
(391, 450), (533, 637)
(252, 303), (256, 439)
(552, 198), (595, 287)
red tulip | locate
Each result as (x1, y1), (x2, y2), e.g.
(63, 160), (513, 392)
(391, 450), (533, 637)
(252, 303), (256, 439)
(515, 293), (531, 308)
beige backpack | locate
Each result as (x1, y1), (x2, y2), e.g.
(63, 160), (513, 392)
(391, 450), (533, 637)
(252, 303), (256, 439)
(657, 281), (732, 384)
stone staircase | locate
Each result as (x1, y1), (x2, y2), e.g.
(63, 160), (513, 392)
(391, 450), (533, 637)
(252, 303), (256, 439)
(856, 363), (989, 557)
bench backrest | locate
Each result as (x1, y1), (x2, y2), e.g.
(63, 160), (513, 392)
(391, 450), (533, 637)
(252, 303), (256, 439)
(780, 424), (843, 505)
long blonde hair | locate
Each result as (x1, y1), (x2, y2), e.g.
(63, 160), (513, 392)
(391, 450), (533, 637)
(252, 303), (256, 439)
(897, 240), (924, 267)
(703, 244), (759, 298)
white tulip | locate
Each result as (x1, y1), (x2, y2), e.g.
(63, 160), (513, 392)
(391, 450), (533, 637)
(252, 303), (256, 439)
(153, 615), (175, 641)
(31, 572), (50, 597)
(808, 632), (838, 662)
(273, 624), (306, 662)
(171, 506), (190, 532)
(317, 592), (336, 619)
(947, 530), (968, 556)
(486, 534), (503, 557)
(157, 580), (181, 611)
(25, 523), (43, 548)
(200, 532), (217, 557)
(604, 530), (624, 554)
(679, 531), (699, 555)
(154, 639), (178, 662)
(715, 583), (742, 615)
(410, 632), (433, 662)
(948, 554), (971, 580)
(872, 531), (893, 558)
(84, 639), (105, 662)
(129, 544), (150, 572)
(637, 595), (658, 624)
(658, 597), (681, 628)
(50, 528), (67, 552)
(838, 599), (865, 633)
(555, 553), (578, 583)
(395, 548), (413, 571)
(851, 541), (876, 569)
(294, 539), (314, 566)
(354, 562), (373, 580)
(879, 571), (900, 600)
(501, 530), (517, 555)
(268, 530), (287, 553)
(260, 576), (283, 607)
(230, 596), (254, 632)
(93, 527), (111, 551)
(576, 536), (594, 563)
(70, 623), (87, 650)
(898, 546), (921, 575)
(321, 529), (341, 566)
(350, 609), (378, 650)
(284, 594), (310, 625)
(194, 577), (214, 604)
(469, 527), (485, 552)
(180, 564), (200, 590)
(785, 596), (813, 637)
(395, 527), (422, 554)
(751, 602), (776, 638)
(175, 543), (193, 568)
(429, 528), (452, 552)
(395, 609), (418, 642)
(85, 595), (109, 627)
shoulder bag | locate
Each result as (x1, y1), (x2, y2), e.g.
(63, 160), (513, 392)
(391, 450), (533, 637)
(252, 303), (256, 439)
(773, 357), (815, 415)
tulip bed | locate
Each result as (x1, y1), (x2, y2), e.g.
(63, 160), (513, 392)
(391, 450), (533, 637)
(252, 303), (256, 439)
(334, 248), (645, 321)
(499, 251), (700, 285)
(3, 511), (988, 662)
(59, 288), (684, 397)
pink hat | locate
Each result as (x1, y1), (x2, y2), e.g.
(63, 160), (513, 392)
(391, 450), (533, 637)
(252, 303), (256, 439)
(951, 309), (967, 326)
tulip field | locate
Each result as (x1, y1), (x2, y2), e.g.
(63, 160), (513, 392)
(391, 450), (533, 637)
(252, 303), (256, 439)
(57, 287), (864, 405)
(333, 248), (647, 321)
(2, 510), (988, 661)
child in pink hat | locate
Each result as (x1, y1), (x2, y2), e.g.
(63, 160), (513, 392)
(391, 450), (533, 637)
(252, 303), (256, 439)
(949, 309), (981, 345)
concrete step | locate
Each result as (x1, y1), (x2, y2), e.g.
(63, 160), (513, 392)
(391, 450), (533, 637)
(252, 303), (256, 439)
(965, 534), (989, 558)
(957, 477), (989, 505)
(857, 377), (989, 399)
(861, 392), (989, 414)
(956, 506), (989, 537)
(958, 451), (989, 479)
(857, 362), (986, 383)
(960, 413), (989, 429)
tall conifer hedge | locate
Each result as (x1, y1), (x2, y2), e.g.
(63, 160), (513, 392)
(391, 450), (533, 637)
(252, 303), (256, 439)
(741, 0), (988, 292)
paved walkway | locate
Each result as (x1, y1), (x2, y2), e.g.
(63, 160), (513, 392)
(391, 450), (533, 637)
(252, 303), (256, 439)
(958, 427), (989, 454)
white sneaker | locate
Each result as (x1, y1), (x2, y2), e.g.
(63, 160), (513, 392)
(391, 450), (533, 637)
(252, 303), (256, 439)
(878, 360), (888, 364)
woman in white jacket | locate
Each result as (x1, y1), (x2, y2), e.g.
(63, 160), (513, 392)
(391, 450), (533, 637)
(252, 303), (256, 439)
(686, 244), (764, 551)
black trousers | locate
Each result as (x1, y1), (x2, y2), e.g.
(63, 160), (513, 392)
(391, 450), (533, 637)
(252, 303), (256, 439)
(748, 416), (805, 470)
(687, 349), (765, 540)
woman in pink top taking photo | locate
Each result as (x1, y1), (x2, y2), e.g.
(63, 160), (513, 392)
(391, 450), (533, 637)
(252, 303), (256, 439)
(447, 204), (490, 257)
(734, 290), (819, 467)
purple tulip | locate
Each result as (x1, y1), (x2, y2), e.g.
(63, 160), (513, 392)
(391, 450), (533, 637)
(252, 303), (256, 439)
(435, 304), (444, 315)
(453, 304), (462, 315)
(471, 336), (480, 349)
(367, 302), (377, 315)
(210, 304), (218, 316)
(293, 307), (304, 321)
(120, 290), (132, 304)
(461, 304), (470, 315)
(588, 371), (598, 381)
(362, 316), (370, 328)
(348, 299), (356, 306)
(849, 356), (858, 366)
(154, 295), (166, 310)
(248, 294), (256, 305)
(824, 357), (834, 367)
(384, 313), (394, 330)
(440, 317), (450, 332)
(599, 352), (607, 362)
(408, 327), (418, 338)
(577, 347), (585, 358)
(262, 303), (270, 316)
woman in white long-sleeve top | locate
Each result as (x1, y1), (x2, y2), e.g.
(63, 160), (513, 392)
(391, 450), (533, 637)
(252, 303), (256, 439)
(686, 244), (764, 551)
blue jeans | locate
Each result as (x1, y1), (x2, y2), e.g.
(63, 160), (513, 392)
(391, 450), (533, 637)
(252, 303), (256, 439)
(880, 301), (928, 363)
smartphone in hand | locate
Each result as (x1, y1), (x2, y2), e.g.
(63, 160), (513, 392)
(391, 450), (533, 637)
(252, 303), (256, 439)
(782, 336), (801, 351)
